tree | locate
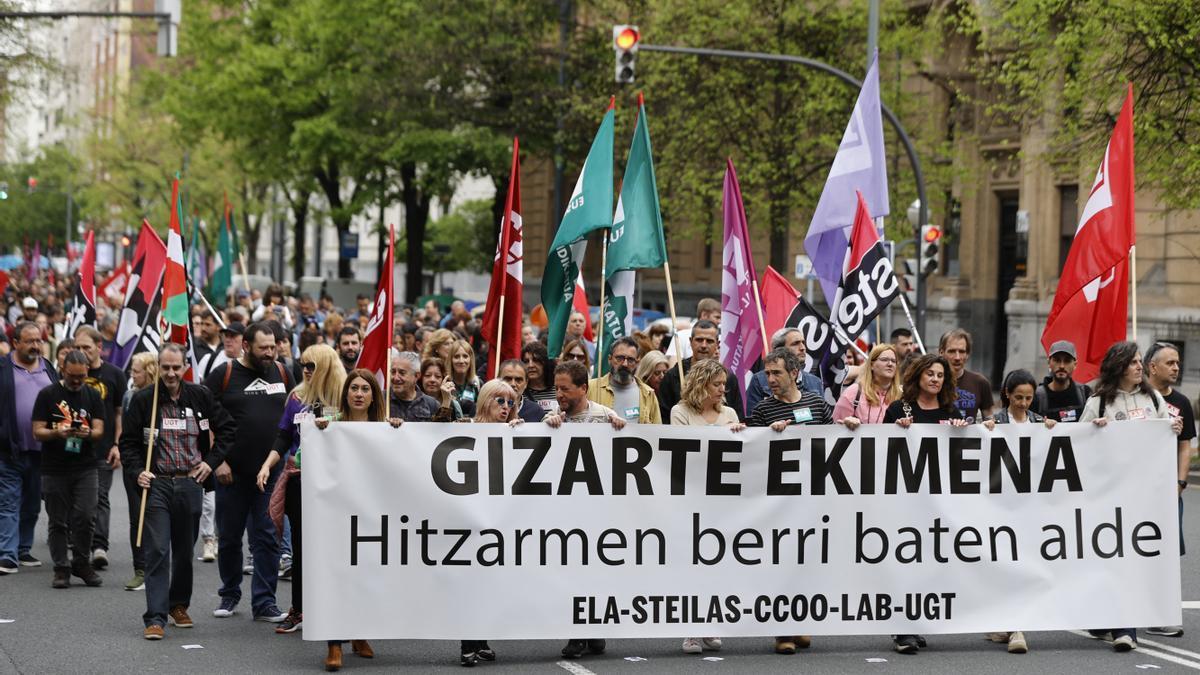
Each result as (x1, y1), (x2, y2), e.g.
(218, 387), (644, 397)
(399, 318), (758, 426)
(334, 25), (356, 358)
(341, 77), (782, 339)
(0, 145), (80, 249)
(948, 0), (1200, 208)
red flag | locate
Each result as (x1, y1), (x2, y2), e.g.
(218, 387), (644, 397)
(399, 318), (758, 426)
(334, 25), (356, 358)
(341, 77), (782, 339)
(481, 138), (524, 379)
(572, 273), (595, 342)
(0, 270), (8, 297)
(1042, 86), (1135, 382)
(98, 262), (131, 301)
(66, 230), (97, 338)
(355, 224), (395, 386)
(760, 265), (800, 340)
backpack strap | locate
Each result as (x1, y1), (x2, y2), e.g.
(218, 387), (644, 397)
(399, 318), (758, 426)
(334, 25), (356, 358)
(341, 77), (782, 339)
(275, 360), (290, 388)
(1099, 396), (1106, 419)
(221, 361), (233, 393)
(1034, 386), (1049, 414)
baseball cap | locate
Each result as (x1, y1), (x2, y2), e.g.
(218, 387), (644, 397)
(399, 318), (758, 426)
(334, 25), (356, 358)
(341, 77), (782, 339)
(1047, 340), (1077, 359)
(221, 321), (246, 336)
(21, 297), (38, 310)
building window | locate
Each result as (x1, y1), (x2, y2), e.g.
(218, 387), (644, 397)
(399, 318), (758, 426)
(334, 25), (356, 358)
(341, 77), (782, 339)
(1058, 185), (1079, 272)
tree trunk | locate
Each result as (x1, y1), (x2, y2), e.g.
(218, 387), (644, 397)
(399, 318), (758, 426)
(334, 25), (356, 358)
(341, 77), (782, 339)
(314, 161), (354, 279)
(401, 162), (431, 304)
(768, 188), (788, 272)
(285, 186), (311, 281)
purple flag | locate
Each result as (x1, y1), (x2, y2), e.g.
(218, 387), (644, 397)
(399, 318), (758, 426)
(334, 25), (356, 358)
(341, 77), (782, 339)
(27, 241), (41, 282)
(719, 158), (764, 411)
(803, 52), (890, 304)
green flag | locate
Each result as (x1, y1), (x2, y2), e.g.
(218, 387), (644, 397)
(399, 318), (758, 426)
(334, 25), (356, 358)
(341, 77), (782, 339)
(209, 210), (233, 302)
(600, 95), (667, 374)
(541, 101), (615, 358)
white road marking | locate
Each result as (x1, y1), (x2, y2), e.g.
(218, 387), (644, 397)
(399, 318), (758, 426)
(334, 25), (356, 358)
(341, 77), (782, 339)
(1068, 630), (1200, 670)
(1183, 601), (1200, 609)
(557, 660), (599, 675)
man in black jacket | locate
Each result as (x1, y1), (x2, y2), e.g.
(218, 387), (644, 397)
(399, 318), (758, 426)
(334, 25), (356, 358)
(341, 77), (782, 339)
(120, 344), (236, 640)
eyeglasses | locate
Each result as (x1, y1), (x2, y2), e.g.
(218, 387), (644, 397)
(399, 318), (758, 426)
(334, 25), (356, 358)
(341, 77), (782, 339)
(301, 362), (316, 372)
(611, 355), (637, 365)
(565, 352), (587, 361)
(875, 357), (897, 364)
(495, 398), (515, 408)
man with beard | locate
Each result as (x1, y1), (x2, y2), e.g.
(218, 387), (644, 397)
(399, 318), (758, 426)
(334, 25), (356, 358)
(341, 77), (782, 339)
(70, 327), (125, 573)
(389, 351), (440, 422)
(31, 350), (105, 588)
(0, 322), (57, 573)
(1031, 341), (1092, 423)
(337, 326), (361, 374)
(586, 337), (661, 423)
(203, 322), (292, 623)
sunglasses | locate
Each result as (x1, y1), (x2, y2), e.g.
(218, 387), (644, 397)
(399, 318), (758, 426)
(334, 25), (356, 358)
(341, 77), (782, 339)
(495, 398), (515, 408)
(565, 352), (587, 361)
(301, 362), (316, 372)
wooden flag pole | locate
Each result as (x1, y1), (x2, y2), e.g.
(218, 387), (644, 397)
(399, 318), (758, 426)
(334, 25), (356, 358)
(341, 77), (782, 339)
(1130, 244), (1138, 340)
(663, 262), (686, 383)
(135, 327), (167, 547)
(492, 296), (506, 381)
(595, 234), (609, 378)
(385, 226), (395, 410)
(750, 276), (770, 361)
(237, 252), (252, 292)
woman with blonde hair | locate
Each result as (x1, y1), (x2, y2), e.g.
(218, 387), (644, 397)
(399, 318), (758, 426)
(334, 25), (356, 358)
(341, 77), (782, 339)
(635, 350), (670, 393)
(256, 345), (345, 636)
(670, 358), (742, 654)
(457, 378), (522, 667)
(421, 328), (457, 365)
(834, 343), (903, 429)
(448, 339), (482, 417)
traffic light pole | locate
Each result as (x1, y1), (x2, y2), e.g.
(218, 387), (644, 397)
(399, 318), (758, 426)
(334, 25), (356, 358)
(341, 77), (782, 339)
(0, 10), (178, 56)
(636, 42), (930, 338)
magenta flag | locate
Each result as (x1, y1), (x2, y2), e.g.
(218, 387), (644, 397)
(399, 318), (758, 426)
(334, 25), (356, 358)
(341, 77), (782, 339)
(719, 158), (764, 412)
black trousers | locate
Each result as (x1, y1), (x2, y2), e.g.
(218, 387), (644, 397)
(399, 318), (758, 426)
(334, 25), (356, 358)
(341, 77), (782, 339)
(284, 472), (303, 612)
(142, 476), (202, 627)
(42, 468), (98, 571)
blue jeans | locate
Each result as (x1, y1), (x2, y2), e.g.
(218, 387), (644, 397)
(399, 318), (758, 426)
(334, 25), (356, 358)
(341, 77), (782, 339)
(142, 476), (202, 628)
(215, 472), (280, 614)
(0, 451), (41, 564)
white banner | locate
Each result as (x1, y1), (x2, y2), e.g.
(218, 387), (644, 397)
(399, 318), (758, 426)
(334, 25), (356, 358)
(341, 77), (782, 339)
(301, 420), (1181, 641)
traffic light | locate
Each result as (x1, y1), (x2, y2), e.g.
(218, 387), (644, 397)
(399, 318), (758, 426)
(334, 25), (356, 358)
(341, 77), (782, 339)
(26, 177), (37, 193)
(0, 182), (7, 200)
(901, 258), (918, 306)
(920, 224), (941, 276)
(613, 25), (639, 84)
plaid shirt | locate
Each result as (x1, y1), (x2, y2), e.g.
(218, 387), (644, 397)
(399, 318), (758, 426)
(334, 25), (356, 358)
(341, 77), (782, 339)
(155, 398), (201, 474)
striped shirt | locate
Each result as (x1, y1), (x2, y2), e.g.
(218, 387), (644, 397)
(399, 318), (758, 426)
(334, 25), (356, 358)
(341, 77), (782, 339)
(748, 392), (832, 427)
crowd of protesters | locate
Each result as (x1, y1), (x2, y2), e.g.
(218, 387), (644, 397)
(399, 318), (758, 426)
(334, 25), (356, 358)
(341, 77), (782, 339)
(0, 266), (1195, 669)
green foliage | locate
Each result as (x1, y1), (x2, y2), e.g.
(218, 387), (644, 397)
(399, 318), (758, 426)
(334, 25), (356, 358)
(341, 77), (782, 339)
(952, 0), (1200, 207)
(399, 199), (497, 275)
(0, 145), (79, 247)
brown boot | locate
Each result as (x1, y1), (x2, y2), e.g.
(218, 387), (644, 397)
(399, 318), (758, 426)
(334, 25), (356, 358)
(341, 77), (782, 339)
(324, 643), (343, 671)
(351, 640), (374, 658)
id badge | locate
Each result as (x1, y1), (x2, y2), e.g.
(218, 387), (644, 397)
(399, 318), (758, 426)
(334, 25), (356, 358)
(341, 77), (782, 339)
(1059, 409), (1077, 422)
(1128, 408), (1147, 420)
(793, 407), (814, 424)
(463, 390), (477, 402)
(162, 418), (187, 431)
(624, 407), (640, 420)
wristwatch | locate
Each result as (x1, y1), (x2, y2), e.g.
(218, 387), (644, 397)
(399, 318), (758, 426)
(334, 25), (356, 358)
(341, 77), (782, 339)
(1180, 480), (1189, 490)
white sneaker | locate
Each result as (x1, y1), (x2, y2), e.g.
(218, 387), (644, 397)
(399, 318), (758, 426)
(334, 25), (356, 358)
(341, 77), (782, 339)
(91, 548), (108, 569)
(200, 538), (216, 563)
(1112, 635), (1137, 652)
(1007, 631), (1028, 654)
(681, 637), (702, 654)
(702, 637), (722, 651)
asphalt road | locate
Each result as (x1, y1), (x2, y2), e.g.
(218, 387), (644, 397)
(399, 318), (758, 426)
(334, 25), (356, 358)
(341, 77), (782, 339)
(4, 481), (1200, 674)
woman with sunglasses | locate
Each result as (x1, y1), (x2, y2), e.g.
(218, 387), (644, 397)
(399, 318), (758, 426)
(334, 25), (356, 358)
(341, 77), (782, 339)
(560, 338), (591, 372)
(311, 370), (401, 671)
(835, 344), (903, 429)
(256, 345), (346, 636)
(457, 379), (523, 667)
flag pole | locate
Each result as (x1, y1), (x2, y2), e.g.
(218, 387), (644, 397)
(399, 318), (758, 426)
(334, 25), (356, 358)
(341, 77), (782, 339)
(385, 226), (395, 410)
(135, 325), (166, 547)
(1130, 244), (1138, 340)
(595, 233), (609, 378)
(663, 262), (685, 382)
(750, 276), (770, 362)
(895, 293), (927, 354)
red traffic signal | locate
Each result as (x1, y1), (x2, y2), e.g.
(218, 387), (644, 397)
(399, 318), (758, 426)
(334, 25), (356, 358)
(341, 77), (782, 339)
(26, 177), (37, 192)
(614, 26), (639, 50)
(922, 225), (942, 243)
